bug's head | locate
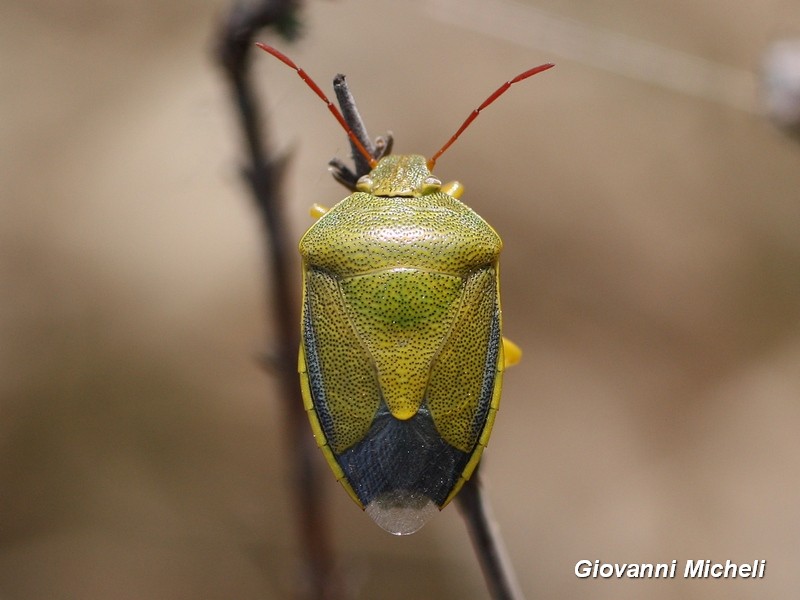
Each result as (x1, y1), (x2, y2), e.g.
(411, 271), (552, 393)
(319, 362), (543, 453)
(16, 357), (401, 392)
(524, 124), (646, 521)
(354, 155), (442, 197)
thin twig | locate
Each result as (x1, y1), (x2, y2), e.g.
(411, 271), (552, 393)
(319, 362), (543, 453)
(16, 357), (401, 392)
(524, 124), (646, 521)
(215, 3), (343, 599)
(457, 473), (526, 600)
(332, 74), (376, 177)
(327, 76), (387, 189)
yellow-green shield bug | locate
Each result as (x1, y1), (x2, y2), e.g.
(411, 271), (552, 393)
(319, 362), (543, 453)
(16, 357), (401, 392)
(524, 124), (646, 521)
(257, 43), (551, 535)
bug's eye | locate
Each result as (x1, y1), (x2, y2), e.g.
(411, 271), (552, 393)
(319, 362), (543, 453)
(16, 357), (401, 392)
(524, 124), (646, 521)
(356, 175), (374, 192)
(418, 176), (442, 195)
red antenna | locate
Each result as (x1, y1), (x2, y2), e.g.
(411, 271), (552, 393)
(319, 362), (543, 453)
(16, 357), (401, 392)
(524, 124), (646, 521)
(256, 43), (377, 168)
(427, 63), (555, 171)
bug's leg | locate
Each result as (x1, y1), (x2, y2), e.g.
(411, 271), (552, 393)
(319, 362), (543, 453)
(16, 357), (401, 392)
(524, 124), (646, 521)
(329, 158), (358, 190)
(441, 181), (465, 199)
(309, 203), (330, 220)
(329, 134), (391, 191)
(502, 337), (522, 368)
(374, 134), (394, 160)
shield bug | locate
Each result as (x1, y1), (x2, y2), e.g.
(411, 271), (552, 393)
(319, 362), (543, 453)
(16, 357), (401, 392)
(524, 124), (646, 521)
(256, 43), (552, 535)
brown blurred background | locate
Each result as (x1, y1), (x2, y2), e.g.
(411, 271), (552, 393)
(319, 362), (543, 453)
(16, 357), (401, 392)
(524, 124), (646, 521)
(2, 0), (800, 598)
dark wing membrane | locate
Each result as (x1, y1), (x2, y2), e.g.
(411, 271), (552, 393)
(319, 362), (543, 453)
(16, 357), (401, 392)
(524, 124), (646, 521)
(337, 405), (471, 508)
